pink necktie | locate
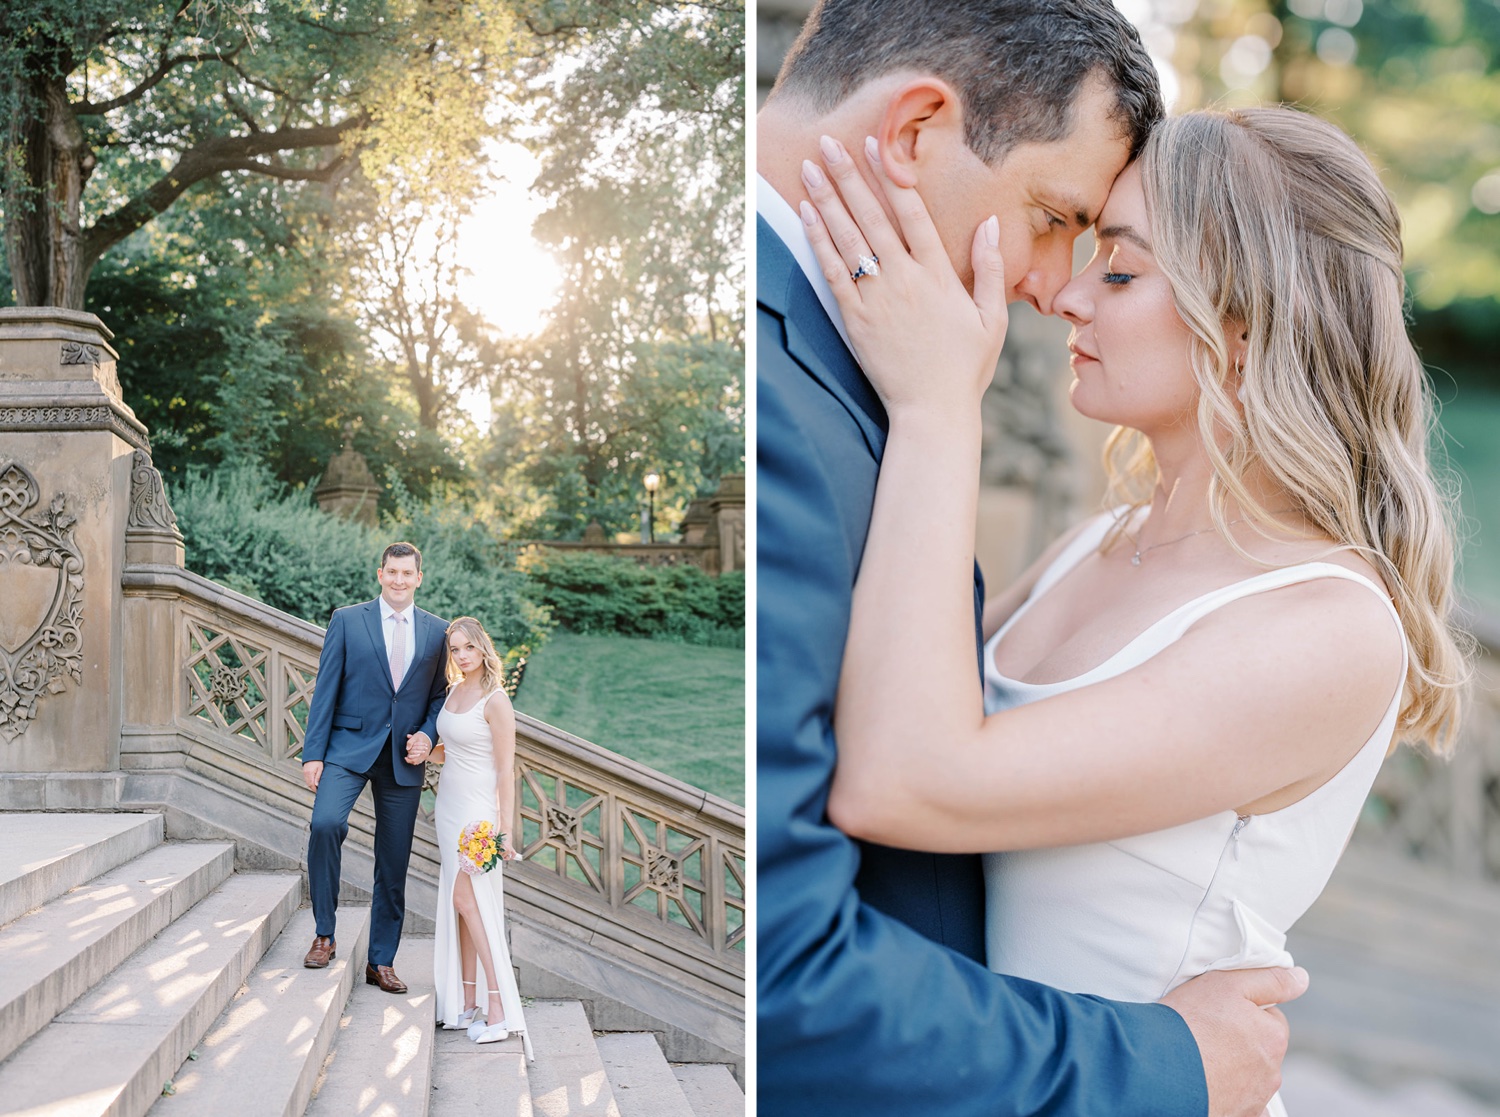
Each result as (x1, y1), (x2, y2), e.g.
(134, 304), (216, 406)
(390, 613), (406, 690)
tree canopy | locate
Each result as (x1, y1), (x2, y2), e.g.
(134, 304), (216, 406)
(1161, 0), (1500, 385)
(1, 0), (746, 539)
(0, 0), (519, 309)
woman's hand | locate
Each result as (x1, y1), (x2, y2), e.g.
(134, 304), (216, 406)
(800, 134), (1008, 418)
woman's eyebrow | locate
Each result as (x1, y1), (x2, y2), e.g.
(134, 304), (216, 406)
(1098, 224), (1152, 253)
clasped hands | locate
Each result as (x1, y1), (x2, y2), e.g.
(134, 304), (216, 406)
(300, 731), (434, 793)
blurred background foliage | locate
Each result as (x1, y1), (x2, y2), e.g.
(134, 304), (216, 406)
(1125, 0), (1500, 607)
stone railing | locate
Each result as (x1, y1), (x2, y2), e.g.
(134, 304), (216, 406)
(117, 563), (745, 1025)
(1351, 609), (1500, 880)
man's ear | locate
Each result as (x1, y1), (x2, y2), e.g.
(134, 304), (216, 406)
(873, 78), (966, 189)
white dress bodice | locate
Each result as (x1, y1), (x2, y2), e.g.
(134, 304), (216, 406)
(981, 510), (1404, 1009)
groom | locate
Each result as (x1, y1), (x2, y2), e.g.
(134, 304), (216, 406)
(758, 3), (1305, 1115)
(300, 541), (448, 994)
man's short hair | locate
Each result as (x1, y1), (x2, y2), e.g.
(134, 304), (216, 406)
(771, 0), (1164, 163)
(380, 541), (422, 571)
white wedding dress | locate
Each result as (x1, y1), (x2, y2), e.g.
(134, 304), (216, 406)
(981, 512), (1406, 1117)
(433, 689), (533, 1059)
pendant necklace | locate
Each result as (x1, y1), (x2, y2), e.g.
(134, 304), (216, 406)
(1126, 519), (1245, 567)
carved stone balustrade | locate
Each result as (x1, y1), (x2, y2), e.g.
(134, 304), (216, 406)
(1352, 615), (1500, 881)
(115, 562), (745, 1065)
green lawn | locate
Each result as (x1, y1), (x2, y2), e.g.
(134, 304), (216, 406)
(513, 631), (745, 805)
(1437, 385), (1500, 613)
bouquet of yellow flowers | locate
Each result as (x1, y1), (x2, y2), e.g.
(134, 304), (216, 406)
(458, 820), (507, 876)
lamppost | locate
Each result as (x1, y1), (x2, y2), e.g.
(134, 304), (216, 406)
(643, 470), (660, 543)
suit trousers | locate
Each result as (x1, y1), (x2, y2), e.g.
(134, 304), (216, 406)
(308, 743), (423, 966)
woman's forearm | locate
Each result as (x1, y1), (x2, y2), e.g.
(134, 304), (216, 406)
(832, 408), (988, 837)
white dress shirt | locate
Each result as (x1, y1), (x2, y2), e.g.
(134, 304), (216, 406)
(756, 173), (857, 356)
(378, 596), (415, 683)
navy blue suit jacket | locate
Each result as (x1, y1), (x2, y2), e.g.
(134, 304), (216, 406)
(302, 599), (448, 787)
(756, 215), (1207, 1116)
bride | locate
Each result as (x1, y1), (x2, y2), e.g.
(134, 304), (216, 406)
(799, 106), (1469, 1114)
(431, 616), (533, 1059)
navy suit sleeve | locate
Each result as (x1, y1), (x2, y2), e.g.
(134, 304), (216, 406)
(302, 608), (346, 765)
(756, 357), (1208, 1117)
(420, 622), (447, 744)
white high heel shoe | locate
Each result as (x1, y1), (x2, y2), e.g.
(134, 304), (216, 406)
(474, 1022), (510, 1044)
(446, 982), (482, 1030)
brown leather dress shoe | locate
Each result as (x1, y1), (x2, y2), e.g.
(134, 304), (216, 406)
(365, 963), (408, 993)
(303, 935), (335, 968)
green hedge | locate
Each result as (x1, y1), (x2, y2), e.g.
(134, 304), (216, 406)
(516, 549), (744, 648)
(171, 466), (550, 658)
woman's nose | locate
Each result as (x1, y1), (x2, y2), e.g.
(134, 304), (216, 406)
(1052, 271), (1092, 326)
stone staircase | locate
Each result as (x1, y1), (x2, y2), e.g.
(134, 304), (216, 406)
(0, 813), (744, 1117)
(1275, 845), (1500, 1115)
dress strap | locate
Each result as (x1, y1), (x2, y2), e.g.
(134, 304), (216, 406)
(1155, 562), (1401, 646)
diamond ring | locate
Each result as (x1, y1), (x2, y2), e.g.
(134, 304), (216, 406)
(850, 254), (880, 282)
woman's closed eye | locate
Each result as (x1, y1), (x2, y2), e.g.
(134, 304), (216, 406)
(1102, 271), (1134, 286)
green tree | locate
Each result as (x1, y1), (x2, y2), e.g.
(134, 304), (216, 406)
(1165, 0), (1500, 383)
(484, 0), (745, 535)
(0, 0), (518, 309)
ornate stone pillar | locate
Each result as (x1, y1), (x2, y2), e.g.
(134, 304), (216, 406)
(314, 424), (381, 527)
(709, 474), (746, 574)
(0, 308), (149, 771)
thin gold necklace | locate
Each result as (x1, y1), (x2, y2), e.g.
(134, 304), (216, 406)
(1125, 509), (1299, 567)
(1125, 518), (1248, 567)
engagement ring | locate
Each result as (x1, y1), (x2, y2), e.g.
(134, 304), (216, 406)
(850, 254), (880, 282)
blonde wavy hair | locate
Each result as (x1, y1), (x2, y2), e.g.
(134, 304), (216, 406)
(1101, 106), (1470, 753)
(445, 616), (507, 696)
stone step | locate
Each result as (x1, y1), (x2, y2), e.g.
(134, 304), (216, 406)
(0, 812), (163, 929)
(429, 1016), (531, 1117)
(1281, 1053), (1500, 1117)
(524, 1000), (621, 1117)
(307, 935), (437, 1117)
(671, 1064), (744, 1117)
(0, 870), (300, 1117)
(1285, 851), (1500, 1099)
(148, 905), (371, 1117)
(0, 840), (234, 1064)
(595, 1033), (696, 1117)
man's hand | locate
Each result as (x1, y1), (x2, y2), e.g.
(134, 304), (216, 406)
(405, 731), (433, 766)
(302, 760), (324, 793)
(1161, 966), (1309, 1117)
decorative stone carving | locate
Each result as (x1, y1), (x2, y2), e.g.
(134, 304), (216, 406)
(646, 846), (682, 892)
(545, 802), (583, 850)
(128, 450), (180, 532)
(0, 404), (149, 452)
(0, 463), (85, 742)
(209, 665), (250, 706)
(60, 341), (102, 367)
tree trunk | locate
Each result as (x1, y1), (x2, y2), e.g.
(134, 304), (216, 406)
(4, 71), (97, 309)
